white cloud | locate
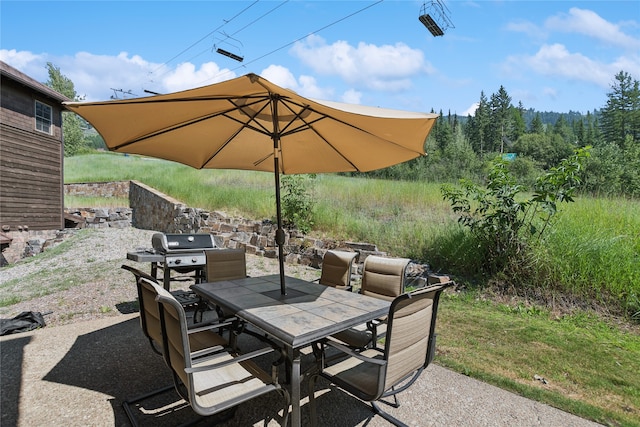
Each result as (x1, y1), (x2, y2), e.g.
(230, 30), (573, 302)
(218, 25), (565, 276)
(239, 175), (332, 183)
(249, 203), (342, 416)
(162, 61), (234, 93)
(297, 75), (331, 99)
(505, 20), (546, 41)
(0, 49), (238, 101)
(341, 89), (362, 104)
(260, 65), (299, 90)
(290, 34), (428, 92)
(503, 43), (635, 88)
(0, 49), (49, 82)
(461, 102), (478, 116)
(501, 7), (640, 97)
(543, 87), (558, 100)
(546, 8), (640, 51)
(260, 64), (335, 100)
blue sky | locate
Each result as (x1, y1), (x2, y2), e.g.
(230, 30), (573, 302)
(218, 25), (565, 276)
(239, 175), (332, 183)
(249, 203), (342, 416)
(2, 1), (639, 116)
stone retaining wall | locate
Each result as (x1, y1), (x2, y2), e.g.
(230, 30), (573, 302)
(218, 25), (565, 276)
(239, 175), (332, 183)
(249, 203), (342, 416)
(0, 229), (68, 265)
(127, 180), (387, 270)
(5, 180), (440, 286)
(64, 181), (130, 198)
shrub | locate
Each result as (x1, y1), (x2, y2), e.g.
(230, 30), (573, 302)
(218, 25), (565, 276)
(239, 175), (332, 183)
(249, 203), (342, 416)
(441, 147), (591, 276)
(281, 174), (316, 234)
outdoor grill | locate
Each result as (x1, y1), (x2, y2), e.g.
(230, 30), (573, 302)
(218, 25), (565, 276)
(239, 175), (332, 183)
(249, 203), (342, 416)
(125, 232), (217, 290)
(151, 232), (216, 270)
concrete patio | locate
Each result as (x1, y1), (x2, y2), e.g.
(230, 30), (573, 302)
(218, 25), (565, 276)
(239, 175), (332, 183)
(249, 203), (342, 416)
(1, 313), (602, 427)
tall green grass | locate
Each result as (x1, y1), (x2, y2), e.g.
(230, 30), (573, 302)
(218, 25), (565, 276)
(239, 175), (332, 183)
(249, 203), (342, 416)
(65, 152), (640, 317)
(542, 197), (640, 313)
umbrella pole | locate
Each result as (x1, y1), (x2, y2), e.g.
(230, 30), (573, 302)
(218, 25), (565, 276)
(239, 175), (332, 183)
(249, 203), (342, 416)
(273, 158), (287, 295)
(271, 94), (287, 295)
(271, 96), (287, 295)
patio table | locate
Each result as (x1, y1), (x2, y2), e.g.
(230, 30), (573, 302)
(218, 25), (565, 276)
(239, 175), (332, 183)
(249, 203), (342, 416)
(191, 274), (390, 427)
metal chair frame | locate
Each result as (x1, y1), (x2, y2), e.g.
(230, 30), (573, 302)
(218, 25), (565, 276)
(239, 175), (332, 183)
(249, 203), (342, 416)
(309, 282), (453, 427)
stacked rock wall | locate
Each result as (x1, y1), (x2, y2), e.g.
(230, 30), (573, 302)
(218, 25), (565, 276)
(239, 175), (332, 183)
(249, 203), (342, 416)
(5, 180), (442, 287)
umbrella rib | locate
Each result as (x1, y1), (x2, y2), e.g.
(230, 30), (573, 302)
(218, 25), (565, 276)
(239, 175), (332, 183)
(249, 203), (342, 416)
(228, 96), (274, 135)
(276, 98), (424, 173)
(111, 96), (272, 151)
(295, 98), (425, 155)
(276, 100), (361, 171)
(199, 97), (276, 168)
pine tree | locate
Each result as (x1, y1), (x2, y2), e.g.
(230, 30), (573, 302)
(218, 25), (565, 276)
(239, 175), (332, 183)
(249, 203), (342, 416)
(435, 109), (453, 151)
(509, 102), (526, 142)
(465, 91), (490, 155)
(488, 86), (512, 153)
(553, 114), (574, 144)
(600, 70), (640, 149)
(530, 113), (544, 134)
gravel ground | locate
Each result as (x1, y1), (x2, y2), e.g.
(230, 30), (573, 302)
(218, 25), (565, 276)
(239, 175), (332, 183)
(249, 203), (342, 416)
(0, 226), (320, 328)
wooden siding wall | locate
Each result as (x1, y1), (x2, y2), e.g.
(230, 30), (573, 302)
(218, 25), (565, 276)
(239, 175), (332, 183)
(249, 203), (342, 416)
(0, 79), (64, 230)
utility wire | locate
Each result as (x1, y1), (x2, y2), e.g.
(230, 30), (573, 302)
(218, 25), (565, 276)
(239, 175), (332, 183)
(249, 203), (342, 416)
(144, 0), (383, 91)
(147, 0), (287, 85)
(196, 0), (384, 86)
(148, 0), (260, 77)
(222, 0), (288, 41)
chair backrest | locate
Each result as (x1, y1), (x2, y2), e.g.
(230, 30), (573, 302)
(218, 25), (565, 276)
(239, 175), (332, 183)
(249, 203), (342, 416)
(382, 283), (451, 391)
(155, 284), (287, 421)
(205, 248), (247, 282)
(121, 265), (164, 349)
(154, 282), (192, 387)
(319, 250), (358, 289)
(360, 256), (410, 301)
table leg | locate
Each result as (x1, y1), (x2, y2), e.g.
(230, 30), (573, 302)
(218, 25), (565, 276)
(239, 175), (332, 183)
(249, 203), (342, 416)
(163, 266), (171, 291)
(150, 262), (158, 280)
(289, 347), (302, 427)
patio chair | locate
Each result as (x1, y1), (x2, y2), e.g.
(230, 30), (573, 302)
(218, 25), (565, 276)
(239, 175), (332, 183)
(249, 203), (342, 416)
(359, 255), (411, 301)
(309, 282), (453, 427)
(120, 271), (235, 426)
(316, 250), (358, 291)
(121, 264), (209, 354)
(201, 248), (248, 319)
(331, 256), (410, 349)
(156, 282), (290, 426)
(202, 247), (278, 348)
(205, 248), (247, 282)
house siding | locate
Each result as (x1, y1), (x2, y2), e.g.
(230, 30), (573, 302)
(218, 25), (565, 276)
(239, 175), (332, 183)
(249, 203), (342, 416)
(0, 63), (66, 231)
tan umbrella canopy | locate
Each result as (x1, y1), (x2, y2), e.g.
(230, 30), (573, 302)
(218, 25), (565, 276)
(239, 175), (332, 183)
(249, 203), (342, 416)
(64, 73), (438, 294)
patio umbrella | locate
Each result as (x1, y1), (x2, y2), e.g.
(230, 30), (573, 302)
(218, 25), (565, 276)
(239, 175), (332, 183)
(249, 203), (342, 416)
(64, 73), (438, 295)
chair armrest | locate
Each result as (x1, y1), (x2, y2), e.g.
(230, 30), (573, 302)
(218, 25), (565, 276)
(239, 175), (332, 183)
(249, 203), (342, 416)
(185, 346), (276, 374)
(187, 317), (238, 334)
(191, 345), (227, 360)
(323, 340), (385, 366)
(367, 317), (385, 326)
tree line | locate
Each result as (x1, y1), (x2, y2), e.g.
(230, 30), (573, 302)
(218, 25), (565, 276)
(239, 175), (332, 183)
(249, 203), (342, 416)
(359, 70), (640, 198)
(46, 63), (640, 198)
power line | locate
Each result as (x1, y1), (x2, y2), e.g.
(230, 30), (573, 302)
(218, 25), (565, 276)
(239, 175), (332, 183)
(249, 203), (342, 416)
(224, 0), (288, 40)
(149, 0), (260, 76)
(196, 0), (384, 86)
(143, 0), (384, 91)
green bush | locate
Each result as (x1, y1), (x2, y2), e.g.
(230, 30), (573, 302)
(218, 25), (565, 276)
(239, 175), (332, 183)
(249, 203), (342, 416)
(281, 174), (316, 234)
(441, 147), (591, 276)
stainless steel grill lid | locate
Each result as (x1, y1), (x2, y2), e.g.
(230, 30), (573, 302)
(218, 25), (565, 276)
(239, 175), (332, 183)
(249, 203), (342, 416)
(151, 233), (216, 253)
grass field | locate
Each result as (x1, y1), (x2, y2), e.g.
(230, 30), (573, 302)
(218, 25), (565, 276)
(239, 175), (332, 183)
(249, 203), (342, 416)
(63, 152), (640, 426)
(65, 152), (640, 315)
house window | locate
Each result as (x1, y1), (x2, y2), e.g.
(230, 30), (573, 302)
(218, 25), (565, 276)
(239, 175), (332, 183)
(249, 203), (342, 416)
(35, 100), (52, 134)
